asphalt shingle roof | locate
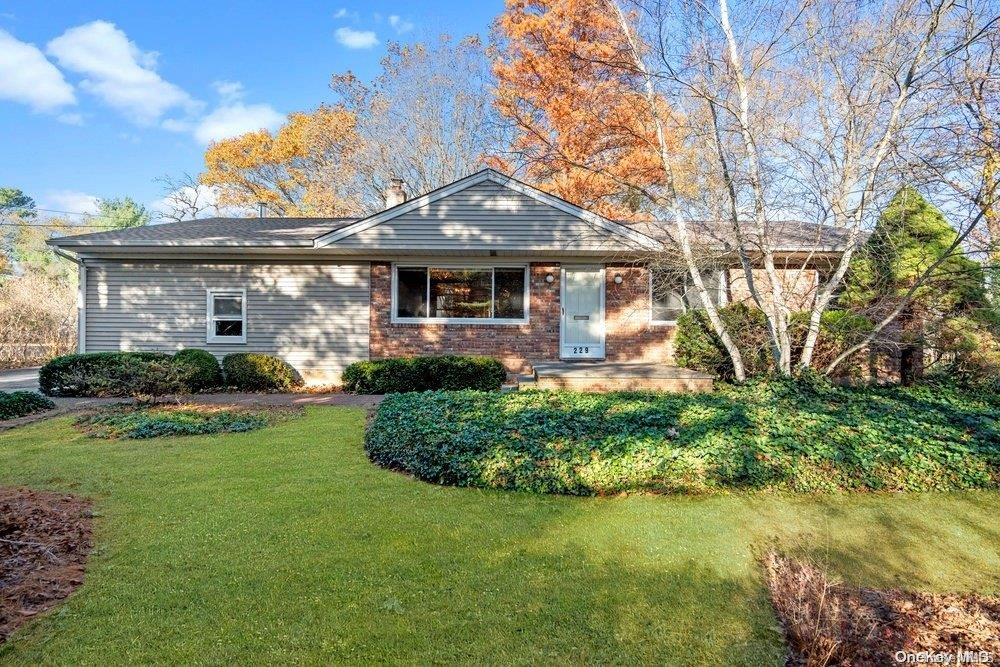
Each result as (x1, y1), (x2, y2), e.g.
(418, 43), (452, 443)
(626, 219), (856, 252)
(51, 217), (357, 247)
(50, 212), (855, 253)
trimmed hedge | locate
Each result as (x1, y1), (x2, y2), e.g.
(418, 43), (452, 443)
(173, 349), (223, 391)
(365, 379), (1000, 495)
(39, 352), (180, 397)
(40, 350), (304, 396)
(342, 355), (508, 393)
(222, 353), (303, 391)
(0, 390), (55, 421)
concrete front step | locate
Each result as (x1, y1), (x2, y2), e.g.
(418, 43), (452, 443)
(530, 361), (713, 393)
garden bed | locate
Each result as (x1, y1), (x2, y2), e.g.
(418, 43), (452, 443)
(365, 379), (1000, 495)
(1, 487), (93, 643)
(0, 391), (55, 422)
(764, 552), (1000, 665)
(75, 403), (296, 439)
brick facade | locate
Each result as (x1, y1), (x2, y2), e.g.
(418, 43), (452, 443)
(604, 264), (675, 363)
(728, 268), (819, 312)
(368, 261), (817, 372)
(369, 262), (560, 373)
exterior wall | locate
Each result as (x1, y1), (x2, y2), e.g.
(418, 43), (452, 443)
(83, 260), (370, 385)
(369, 262), (560, 373)
(728, 268), (819, 312)
(338, 181), (640, 252)
(368, 261), (679, 371)
(604, 264), (676, 363)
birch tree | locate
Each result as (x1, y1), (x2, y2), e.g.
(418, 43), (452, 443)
(603, 0), (998, 377)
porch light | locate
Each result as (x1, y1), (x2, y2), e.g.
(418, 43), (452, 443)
(613, 274), (623, 284)
(545, 273), (555, 283)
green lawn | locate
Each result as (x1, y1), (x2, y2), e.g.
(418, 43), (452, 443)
(1, 407), (997, 665)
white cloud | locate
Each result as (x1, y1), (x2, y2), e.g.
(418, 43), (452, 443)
(335, 27), (378, 49)
(57, 112), (84, 126)
(387, 15), (414, 34)
(46, 20), (197, 125)
(0, 29), (75, 112)
(42, 190), (100, 216)
(333, 8), (357, 19)
(160, 117), (192, 133)
(194, 102), (284, 144)
(211, 80), (244, 104)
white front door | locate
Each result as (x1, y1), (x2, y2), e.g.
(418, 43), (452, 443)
(560, 265), (605, 359)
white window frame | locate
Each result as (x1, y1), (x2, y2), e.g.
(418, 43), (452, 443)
(391, 263), (530, 325)
(649, 268), (728, 326)
(206, 288), (247, 344)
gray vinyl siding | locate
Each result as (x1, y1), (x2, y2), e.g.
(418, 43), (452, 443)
(336, 181), (643, 251)
(84, 261), (369, 384)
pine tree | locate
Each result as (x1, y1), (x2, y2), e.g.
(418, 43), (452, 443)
(843, 186), (985, 382)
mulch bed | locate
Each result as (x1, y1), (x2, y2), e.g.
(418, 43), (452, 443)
(0, 487), (93, 643)
(764, 551), (1000, 666)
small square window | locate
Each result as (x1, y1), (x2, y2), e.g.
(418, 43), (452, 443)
(650, 268), (726, 324)
(650, 271), (687, 323)
(207, 289), (247, 343)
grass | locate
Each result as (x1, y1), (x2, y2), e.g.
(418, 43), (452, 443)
(0, 406), (997, 664)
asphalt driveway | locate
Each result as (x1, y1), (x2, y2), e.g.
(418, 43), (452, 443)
(0, 366), (40, 392)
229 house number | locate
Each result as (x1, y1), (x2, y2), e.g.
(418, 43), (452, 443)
(572, 346), (590, 354)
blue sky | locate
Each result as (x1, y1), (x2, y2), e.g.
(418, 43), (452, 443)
(0, 0), (501, 220)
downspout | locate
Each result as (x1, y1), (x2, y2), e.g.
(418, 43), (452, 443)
(51, 246), (86, 353)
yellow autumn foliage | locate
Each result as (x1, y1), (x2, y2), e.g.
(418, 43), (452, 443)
(200, 105), (361, 217)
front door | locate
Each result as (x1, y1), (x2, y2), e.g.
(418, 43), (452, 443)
(560, 265), (605, 359)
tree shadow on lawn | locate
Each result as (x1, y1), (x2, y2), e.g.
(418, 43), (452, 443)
(744, 492), (1000, 594)
(464, 549), (783, 665)
(327, 491), (785, 665)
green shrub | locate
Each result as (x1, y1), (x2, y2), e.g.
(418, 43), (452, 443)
(790, 309), (873, 378)
(675, 304), (771, 379)
(676, 304), (874, 379)
(0, 390), (55, 421)
(39, 351), (182, 397)
(173, 349), (223, 391)
(342, 355), (508, 393)
(222, 353), (303, 391)
(365, 381), (999, 496)
(925, 315), (1000, 393)
(76, 404), (279, 439)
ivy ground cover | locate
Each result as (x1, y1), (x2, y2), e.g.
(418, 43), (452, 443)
(367, 380), (999, 495)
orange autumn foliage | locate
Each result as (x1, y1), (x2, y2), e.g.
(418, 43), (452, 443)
(200, 105), (361, 217)
(493, 0), (674, 221)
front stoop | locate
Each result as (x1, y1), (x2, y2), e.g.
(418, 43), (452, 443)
(530, 361), (714, 393)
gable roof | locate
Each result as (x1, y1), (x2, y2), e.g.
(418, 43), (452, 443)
(48, 169), (854, 256)
(314, 169), (661, 251)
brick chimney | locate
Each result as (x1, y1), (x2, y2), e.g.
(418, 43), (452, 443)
(384, 177), (407, 209)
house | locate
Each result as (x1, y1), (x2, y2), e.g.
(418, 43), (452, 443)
(49, 169), (850, 389)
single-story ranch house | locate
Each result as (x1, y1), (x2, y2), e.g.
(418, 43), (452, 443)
(50, 169), (849, 388)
